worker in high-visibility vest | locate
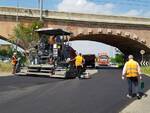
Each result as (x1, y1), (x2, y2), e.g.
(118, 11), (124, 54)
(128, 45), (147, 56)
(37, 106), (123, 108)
(11, 52), (17, 74)
(122, 55), (142, 99)
(74, 53), (85, 78)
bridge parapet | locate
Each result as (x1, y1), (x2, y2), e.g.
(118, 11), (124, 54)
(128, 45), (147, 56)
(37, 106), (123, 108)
(1, 7), (150, 26)
(0, 7), (40, 18)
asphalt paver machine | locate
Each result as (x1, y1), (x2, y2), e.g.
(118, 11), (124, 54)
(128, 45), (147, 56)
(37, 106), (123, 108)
(18, 28), (77, 78)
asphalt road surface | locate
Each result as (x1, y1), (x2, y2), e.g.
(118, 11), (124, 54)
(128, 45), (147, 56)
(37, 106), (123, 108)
(0, 69), (150, 113)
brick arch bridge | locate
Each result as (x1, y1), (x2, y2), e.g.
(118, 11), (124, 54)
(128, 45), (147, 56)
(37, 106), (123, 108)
(70, 28), (150, 59)
(0, 7), (150, 59)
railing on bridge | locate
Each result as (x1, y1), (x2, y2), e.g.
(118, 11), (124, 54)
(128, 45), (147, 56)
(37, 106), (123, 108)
(0, 7), (40, 18)
(1, 7), (150, 25)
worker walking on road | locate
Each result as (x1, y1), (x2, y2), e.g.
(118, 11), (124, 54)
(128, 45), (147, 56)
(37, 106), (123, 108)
(74, 53), (85, 78)
(11, 52), (17, 74)
(122, 55), (142, 99)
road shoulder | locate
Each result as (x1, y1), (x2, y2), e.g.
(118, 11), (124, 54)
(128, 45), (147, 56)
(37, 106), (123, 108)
(0, 72), (12, 77)
(120, 89), (150, 113)
(120, 73), (150, 113)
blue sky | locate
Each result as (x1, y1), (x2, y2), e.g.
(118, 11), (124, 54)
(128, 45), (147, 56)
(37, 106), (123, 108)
(0, 0), (150, 17)
(0, 0), (150, 56)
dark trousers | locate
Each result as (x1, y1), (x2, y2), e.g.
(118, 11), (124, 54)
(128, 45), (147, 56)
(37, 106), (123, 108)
(12, 65), (16, 74)
(127, 77), (139, 96)
(76, 66), (83, 78)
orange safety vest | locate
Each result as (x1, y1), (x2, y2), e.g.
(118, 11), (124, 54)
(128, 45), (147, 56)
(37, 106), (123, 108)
(75, 55), (84, 67)
(11, 56), (17, 65)
(125, 59), (139, 77)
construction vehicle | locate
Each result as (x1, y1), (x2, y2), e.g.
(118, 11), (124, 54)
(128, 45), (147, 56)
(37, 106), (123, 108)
(98, 52), (110, 66)
(17, 28), (77, 78)
(83, 54), (96, 68)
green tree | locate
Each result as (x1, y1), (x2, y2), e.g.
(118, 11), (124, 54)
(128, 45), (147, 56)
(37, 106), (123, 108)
(0, 49), (7, 56)
(13, 21), (43, 50)
(110, 54), (124, 68)
(7, 47), (14, 57)
(30, 21), (44, 42)
(115, 54), (124, 64)
(110, 57), (116, 63)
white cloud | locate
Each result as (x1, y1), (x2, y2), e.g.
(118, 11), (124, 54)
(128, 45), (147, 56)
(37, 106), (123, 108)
(57, 0), (150, 18)
(57, 0), (114, 15)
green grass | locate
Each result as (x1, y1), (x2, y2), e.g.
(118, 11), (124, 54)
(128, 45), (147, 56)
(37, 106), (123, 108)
(0, 61), (12, 72)
(141, 66), (150, 76)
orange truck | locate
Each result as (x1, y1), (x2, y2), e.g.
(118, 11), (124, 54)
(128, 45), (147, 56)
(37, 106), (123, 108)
(98, 52), (110, 66)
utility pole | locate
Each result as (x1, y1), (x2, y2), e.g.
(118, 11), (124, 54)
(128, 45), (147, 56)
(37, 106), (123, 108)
(16, 0), (19, 22)
(38, 0), (40, 9)
(16, 0), (19, 51)
(39, 0), (43, 21)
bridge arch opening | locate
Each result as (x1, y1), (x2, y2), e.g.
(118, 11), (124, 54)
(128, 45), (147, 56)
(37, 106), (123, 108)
(70, 40), (116, 56)
(70, 31), (150, 60)
(0, 35), (25, 51)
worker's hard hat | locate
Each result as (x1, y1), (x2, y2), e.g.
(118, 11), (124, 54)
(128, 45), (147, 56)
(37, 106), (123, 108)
(13, 52), (17, 55)
(66, 58), (71, 63)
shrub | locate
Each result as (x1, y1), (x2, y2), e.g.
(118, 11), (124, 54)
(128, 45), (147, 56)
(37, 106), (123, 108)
(141, 66), (150, 76)
(0, 61), (12, 72)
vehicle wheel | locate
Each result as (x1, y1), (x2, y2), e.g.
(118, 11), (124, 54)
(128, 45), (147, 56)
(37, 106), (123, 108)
(92, 64), (95, 68)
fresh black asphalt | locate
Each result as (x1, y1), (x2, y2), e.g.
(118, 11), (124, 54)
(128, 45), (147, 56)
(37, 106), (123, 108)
(0, 69), (150, 113)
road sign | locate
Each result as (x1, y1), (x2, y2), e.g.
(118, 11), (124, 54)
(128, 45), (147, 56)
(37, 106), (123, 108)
(140, 50), (145, 55)
(140, 60), (150, 66)
(140, 50), (145, 62)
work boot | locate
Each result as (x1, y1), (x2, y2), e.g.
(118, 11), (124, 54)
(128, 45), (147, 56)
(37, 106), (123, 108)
(126, 94), (132, 99)
(136, 93), (141, 99)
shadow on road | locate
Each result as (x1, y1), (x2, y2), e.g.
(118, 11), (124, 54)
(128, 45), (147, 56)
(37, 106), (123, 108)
(16, 74), (69, 80)
(95, 66), (122, 69)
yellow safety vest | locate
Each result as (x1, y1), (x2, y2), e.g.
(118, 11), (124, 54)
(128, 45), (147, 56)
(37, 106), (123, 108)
(126, 59), (138, 77)
(75, 55), (84, 67)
